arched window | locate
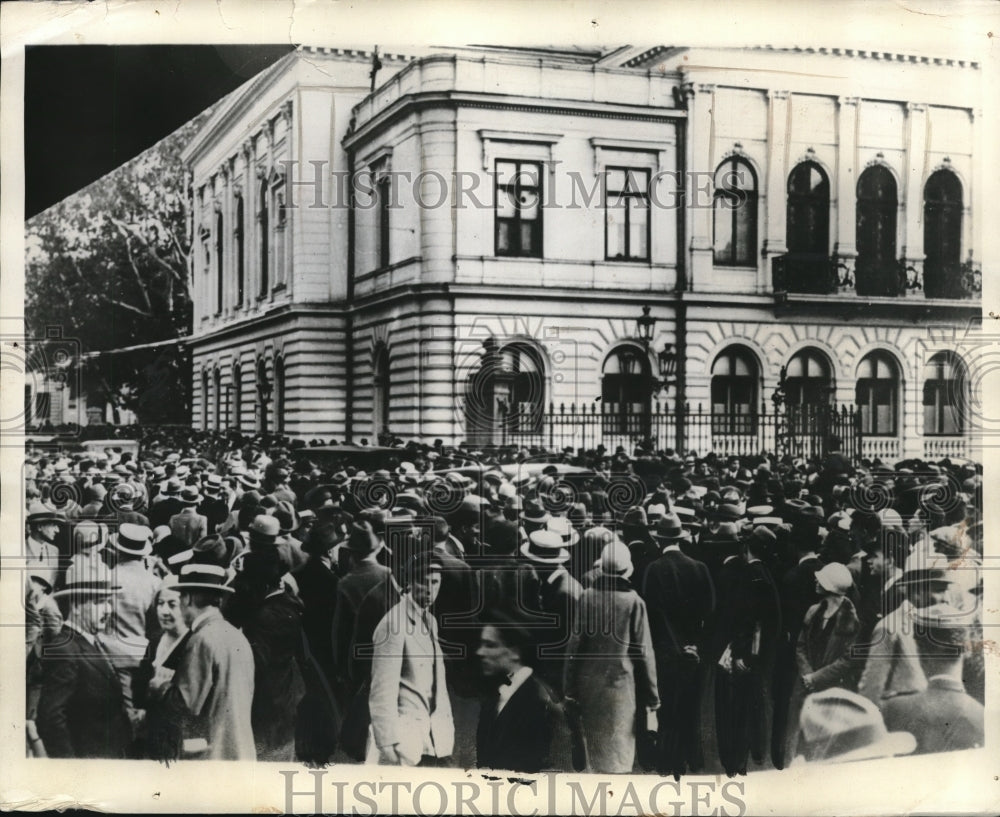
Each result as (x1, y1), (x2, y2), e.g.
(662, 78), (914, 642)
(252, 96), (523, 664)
(711, 346), (759, 434)
(256, 357), (270, 435)
(212, 369), (222, 431)
(259, 179), (269, 296)
(201, 370), (209, 429)
(923, 352), (967, 436)
(232, 362), (242, 431)
(785, 349), (833, 406)
(215, 210), (224, 313)
(274, 356), (285, 435)
(373, 345), (390, 437)
(713, 157), (758, 266)
(856, 165), (898, 296)
(601, 346), (651, 435)
(923, 170), (963, 298)
(856, 352), (899, 436)
(234, 195), (245, 307)
(498, 343), (545, 434)
(787, 161), (830, 256)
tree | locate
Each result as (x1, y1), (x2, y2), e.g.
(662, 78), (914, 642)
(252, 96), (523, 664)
(25, 110), (214, 424)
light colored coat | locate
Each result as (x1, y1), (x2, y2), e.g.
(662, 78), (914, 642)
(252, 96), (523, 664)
(169, 507), (208, 548)
(173, 607), (256, 760)
(368, 594), (453, 765)
(857, 600), (927, 705)
(564, 576), (659, 773)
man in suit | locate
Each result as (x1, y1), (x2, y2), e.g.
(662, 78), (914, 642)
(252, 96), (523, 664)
(882, 603), (983, 754)
(643, 514), (715, 776)
(169, 487), (208, 548)
(476, 616), (558, 773)
(158, 563), (256, 760)
(198, 475), (230, 534)
(149, 477), (185, 529)
(36, 577), (133, 758)
(25, 503), (65, 589)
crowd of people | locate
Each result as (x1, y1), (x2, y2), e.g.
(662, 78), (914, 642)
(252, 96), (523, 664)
(22, 431), (985, 775)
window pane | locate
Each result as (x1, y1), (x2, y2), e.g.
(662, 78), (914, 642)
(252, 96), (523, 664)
(516, 165), (540, 188)
(713, 198), (734, 262)
(497, 188), (516, 218)
(520, 222), (535, 254)
(629, 199), (648, 258)
(606, 168), (626, 192)
(627, 169), (649, 193)
(519, 193), (539, 221)
(607, 202), (625, 258)
(734, 195), (755, 264)
(496, 162), (516, 185)
(857, 357), (874, 379)
(497, 220), (513, 252)
(732, 354), (750, 377)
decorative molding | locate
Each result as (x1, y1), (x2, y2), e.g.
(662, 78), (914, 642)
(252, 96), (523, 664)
(589, 137), (673, 174)
(906, 102), (927, 114)
(767, 89), (790, 101)
(360, 144), (394, 172)
(479, 129), (563, 171)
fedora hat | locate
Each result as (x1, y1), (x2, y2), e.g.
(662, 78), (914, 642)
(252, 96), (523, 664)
(248, 514), (281, 546)
(176, 563), (234, 594)
(651, 513), (687, 541)
(52, 577), (122, 601)
(798, 689), (916, 763)
(113, 523), (153, 557)
(345, 521), (382, 557)
(521, 529), (569, 564)
(27, 502), (67, 526)
(179, 486), (203, 506)
(521, 498), (550, 525)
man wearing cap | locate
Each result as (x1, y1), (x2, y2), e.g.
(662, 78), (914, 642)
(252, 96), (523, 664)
(882, 603), (984, 754)
(36, 576), (132, 758)
(369, 551), (454, 766)
(169, 487), (209, 549)
(643, 513), (715, 776)
(158, 564), (256, 760)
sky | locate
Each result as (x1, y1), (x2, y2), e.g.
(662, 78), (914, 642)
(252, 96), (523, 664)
(24, 45), (295, 219)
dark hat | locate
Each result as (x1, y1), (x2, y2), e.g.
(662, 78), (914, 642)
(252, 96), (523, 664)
(191, 533), (228, 566)
(484, 518), (520, 554)
(404, 550), (445, 584)
(745, 524), (777, 551)
(521, 498), (550, 525)
(301, 522), (342, 556)
(713, 503), (744, 522)
(345, 521), (382, 557)
(651, 513), (687, 541)
(176, 563), (234, 594)
(179, 486), (203, 506)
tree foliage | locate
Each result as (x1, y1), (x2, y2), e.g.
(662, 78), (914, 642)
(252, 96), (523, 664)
(25, 110), (213, 423)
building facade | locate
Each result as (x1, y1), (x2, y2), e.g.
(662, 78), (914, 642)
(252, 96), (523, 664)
(184, 45), (982, 461)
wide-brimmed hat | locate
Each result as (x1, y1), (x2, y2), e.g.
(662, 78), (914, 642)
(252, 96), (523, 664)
(176, 563), (234, 594)
(815, 562), (853, 595)
(747, 505), (774, 518)
(179, 486), (203, 506)
(203, 474), (224, 494)
(798, 689), (916, 763)
(27, 502), (67, 526)
(113, 523), (153, 557)
(239, 473), (261, 491)
(345, 521), (382, 557)
(52, 577), (122, 600)
(521, 529), (569, 564)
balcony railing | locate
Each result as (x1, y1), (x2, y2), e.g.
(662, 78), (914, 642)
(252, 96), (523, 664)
(772, 253), (841, 294)
(923, 436), (974, 461)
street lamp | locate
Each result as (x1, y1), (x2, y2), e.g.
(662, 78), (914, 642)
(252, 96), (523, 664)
(636, 305), (656, 348)
(771, 365), (787, 409)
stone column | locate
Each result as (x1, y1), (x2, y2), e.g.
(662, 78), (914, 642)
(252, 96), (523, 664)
(687, 83), (716, 288)
(763, 90), (791, 290)
(902, 102), (928, 290)
(834, 97), (860, 281)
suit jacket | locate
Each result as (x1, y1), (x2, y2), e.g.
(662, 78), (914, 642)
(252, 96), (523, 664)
(643, 547), (715, 661)
(796, 596), (860, 690)
(477, 672), (558, 773)
(349, 576), (401, 688)
(856, 601), (926, 704)
(731, 560), (782, 668)
(197, 496), (230, 534)
(36, 625), (132, 758)
(172, 607), (256, 760)
(169, 507), (208, 548)
(369, 595), (454, 763)
(150, 495), (185, 529)
(707, 556), (747, 661)
(882, 677), (984, 754)
(779, 555), (823, 644)
(332, 562), (392, 685)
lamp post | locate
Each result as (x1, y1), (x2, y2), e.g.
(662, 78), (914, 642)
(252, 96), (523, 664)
(771, 365), (787, 458)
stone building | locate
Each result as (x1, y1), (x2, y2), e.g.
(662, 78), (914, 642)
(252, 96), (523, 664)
(184, 44), (982, 460)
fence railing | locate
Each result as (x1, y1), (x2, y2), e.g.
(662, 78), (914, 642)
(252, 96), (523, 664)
(499, 402), (862, 461)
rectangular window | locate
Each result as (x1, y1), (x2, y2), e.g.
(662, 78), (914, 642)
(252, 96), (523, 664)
(605, 167), (650, 261)
(495, 160), (542, 257)
(377, 175), (391, 269)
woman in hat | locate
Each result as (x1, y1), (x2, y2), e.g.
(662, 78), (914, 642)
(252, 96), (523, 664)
(785, 562), (860, 759)
(564, 541), (659, 773)
(132, 578), (191, 762)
